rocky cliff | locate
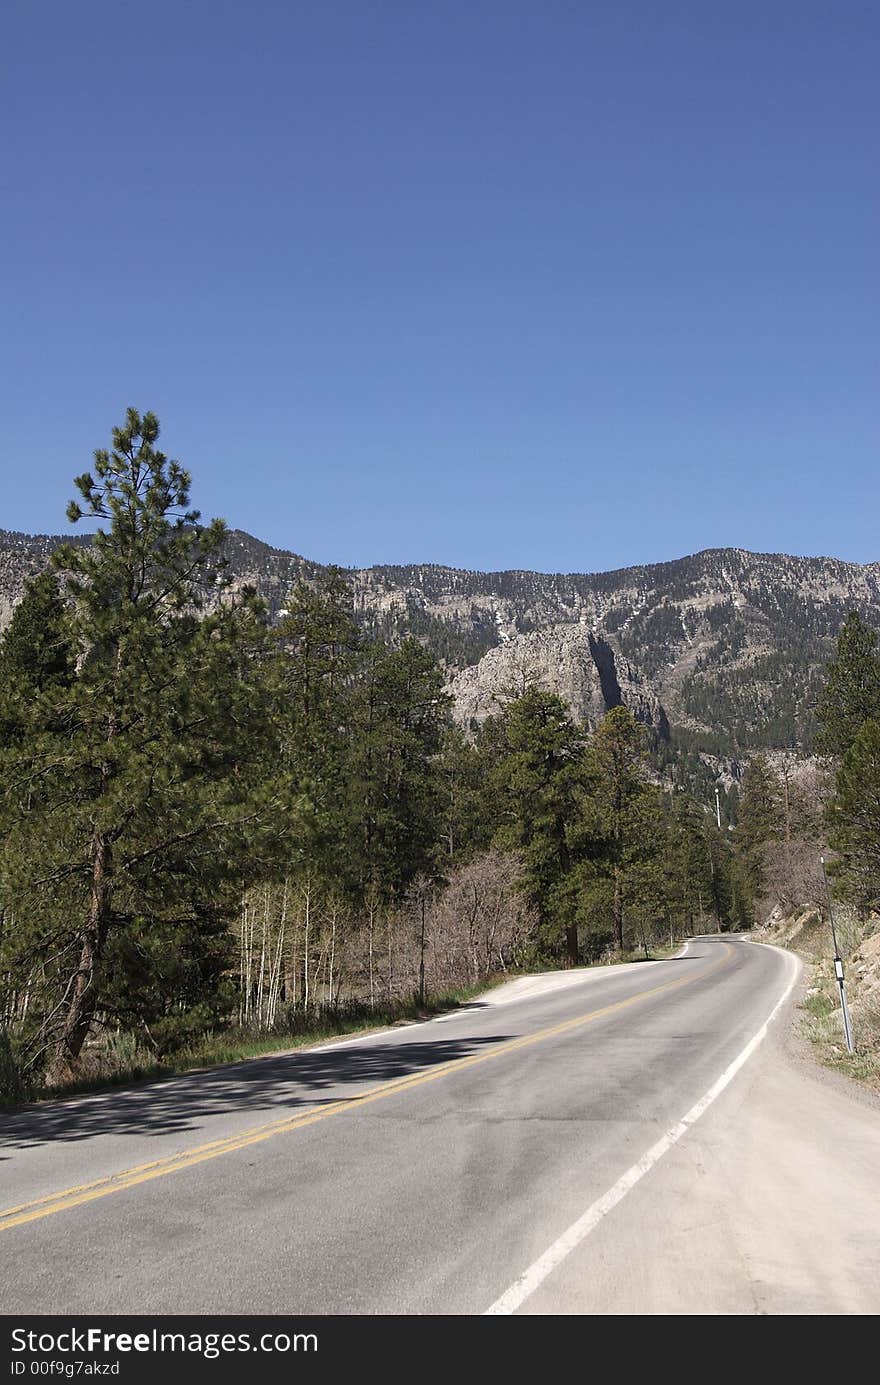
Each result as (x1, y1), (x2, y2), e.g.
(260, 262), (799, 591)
(2, 528), (878, 759)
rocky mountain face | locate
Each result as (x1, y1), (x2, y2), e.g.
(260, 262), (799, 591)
(450, 625), (669, 738)
(365, 548), (880, 759)
(3, 528), (879, 767)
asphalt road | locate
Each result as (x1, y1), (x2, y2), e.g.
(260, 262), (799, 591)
(2, 937), (879, 1315)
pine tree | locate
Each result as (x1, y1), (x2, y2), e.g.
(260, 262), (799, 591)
(623, 791), (678, 954)
(827, 718), (880, 910)
(272, 567), (362, 886)
(733, 755), (782, 904)
(707, 825), (738, 929)
(582, 706), (652, 951)
(0, 409), (280, 1086)
(668, 794), (716, 932)
(0, 572), (78, 1092)
(433, 723), (493, 870)
(816, 612), (880, 757)
(0, 571), (74, 720)
(490, 688), (586, 964)
(0, 570), (76, 764)
(350, 638), (451, 901)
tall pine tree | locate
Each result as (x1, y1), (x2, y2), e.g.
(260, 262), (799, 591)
(581, 706), (652, 951)
(733, 755), (782, 905)
(490, 688), (585, 965)
(828, 718), (880, 910)
(0, 410), (280, 1085)
(816, 612), (880, 757)
(350, 638), (451, 901)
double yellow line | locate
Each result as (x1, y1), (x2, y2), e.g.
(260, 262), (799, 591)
(1, 944), (732, 1233)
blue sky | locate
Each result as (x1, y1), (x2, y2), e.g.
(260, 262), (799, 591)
(3, 2), (877, 572)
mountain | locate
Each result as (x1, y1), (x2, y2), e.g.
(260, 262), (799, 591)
(3, 528), (879, 776)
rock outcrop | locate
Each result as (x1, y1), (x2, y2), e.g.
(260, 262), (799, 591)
(450, 622), (669, 734)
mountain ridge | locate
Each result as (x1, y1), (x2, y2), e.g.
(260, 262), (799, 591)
(3, 527), (878, 782)
(3, 525), (877, 580)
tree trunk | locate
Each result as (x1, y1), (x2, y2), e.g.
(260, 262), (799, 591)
(45, 831), (111, 1086)
(418, 894), (426, 1006)
(368, 900), (375, 1009)
(565, 922), (579, 967)
(613, 864), (624, 951)
(303, 881), (311, 1011)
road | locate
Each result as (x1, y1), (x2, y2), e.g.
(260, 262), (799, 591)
(2, 937), (879, 1315)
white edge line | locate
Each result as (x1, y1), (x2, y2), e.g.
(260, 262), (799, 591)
(484, 941), (801, 1316)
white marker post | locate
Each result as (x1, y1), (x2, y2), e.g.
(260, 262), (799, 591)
(820, 856), (855, 1055)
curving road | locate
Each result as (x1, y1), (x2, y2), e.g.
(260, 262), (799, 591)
(2, 937), (879, 1315)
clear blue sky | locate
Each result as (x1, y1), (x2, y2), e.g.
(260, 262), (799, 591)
(3, 1), (877, 572)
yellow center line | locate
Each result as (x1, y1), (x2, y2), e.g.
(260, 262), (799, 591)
(1, 944), (733, 1232)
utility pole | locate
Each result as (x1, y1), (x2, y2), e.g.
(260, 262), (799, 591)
(820, 856), (855, 1055)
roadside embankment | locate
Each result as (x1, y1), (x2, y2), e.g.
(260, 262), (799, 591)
(756, 906), (880, 1089)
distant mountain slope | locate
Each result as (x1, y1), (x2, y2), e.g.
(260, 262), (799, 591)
(2, 528), (878, 763)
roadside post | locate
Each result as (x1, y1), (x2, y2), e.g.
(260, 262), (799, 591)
(819, 856), (855, 1055)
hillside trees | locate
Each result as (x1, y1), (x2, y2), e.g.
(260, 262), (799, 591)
(482, 695), (726, 958)
(724, 612), (880, 925)
(234, 589), (457, 1020)
(667, 795), (729, 932)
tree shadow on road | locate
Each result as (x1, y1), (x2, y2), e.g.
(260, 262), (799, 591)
(0, 1032), (512, 1153)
